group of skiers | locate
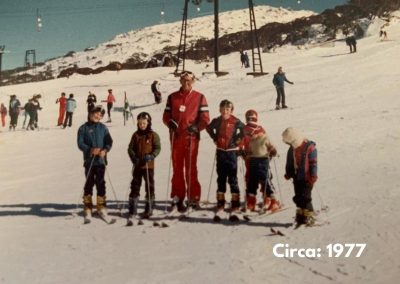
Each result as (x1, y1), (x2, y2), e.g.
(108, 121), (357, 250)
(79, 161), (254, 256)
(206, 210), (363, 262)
(78, 71), (318, 227)
(56, 92), (77, 128)
(1, 94), (43, 131)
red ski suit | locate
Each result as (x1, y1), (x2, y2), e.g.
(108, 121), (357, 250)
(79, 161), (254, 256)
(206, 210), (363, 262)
(56, 96), (67, 125)
(163, 88), (210, 202)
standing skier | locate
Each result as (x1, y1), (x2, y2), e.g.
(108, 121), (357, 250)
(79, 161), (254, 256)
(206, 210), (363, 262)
(162, 71), (210, 211)
(102, 89), (116, 123)
(127, 112), (161, 219)
(272, 66), (294, 110)
(56, 92), (67, 126)
(151, 80), (162, 104)
(63, 93), (77, 128)
(241, 109), (280, 212)
(0, 103), (7, 127)
(206, 100), (244, 215)
(282, 127), (318, 226)
(77, 105), (113, 220)
(8, 95), (21, 131)
(86, 91), (97, 113)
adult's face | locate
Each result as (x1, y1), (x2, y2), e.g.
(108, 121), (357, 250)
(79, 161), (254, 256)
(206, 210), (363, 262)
(180, 75), (194, 92)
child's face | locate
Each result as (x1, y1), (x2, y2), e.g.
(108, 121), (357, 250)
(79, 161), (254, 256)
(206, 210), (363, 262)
(220, 107), (233, 119)
(89, 111), (102, 123)
(138, 118), (148, 130)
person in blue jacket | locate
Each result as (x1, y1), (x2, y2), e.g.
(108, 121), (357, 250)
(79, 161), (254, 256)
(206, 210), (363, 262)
(77, 105), (113, 218)
(272, 66), (294, 110)
(63, 93), (77, 128)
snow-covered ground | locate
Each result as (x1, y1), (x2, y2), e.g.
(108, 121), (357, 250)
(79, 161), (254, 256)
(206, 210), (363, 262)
(1, 9), (400, 284)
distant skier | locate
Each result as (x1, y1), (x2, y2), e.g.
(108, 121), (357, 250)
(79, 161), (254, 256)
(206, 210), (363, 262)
(63, 93), (77, 128)
(77, 105), (113, 221)
(241, 109), (280, 212)
(0, 103), (7, 127)
(86, 91), (97, 113)
(102, 89), (116, 123)
(346, 36), (357, 53)
(272, 66), (294, 110)
(127, 112), (161, 219)
(206, 100), (245, 215)
(240, 50), (246, 68)
(244, 51), (250, 68)
(151, 80), (162, 104)
(56, 92), (67, 126)
(26, 99), (40, 130)
(31, 94), (42, 128)
(8, 95), (21, 131)
(282, 127), (318, 226)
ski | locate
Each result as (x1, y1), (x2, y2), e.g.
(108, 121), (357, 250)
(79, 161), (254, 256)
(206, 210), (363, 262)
(98, 211), (116, 225)
(243, 206), (289, 221)
(228, 210), (241, 222)
(270, 227), (285, 236)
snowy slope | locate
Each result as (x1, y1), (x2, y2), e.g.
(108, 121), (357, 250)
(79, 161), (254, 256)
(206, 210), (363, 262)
(1, 10), (400, 284)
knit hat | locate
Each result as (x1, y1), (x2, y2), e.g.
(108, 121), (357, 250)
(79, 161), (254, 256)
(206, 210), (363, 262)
(137, 112), (152, 129)
(245, 109), (258, 122)
(90, 105), (105, 116)
(282, 127), (304, 148)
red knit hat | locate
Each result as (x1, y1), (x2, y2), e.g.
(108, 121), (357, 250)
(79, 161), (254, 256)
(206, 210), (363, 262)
(245, 109), (258, 122)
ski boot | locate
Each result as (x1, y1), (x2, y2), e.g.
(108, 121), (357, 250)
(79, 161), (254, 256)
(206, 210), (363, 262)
(128, 197), (139, 217)
(96, 195), (108, 216)
(83, 195), (93, 219)
(246, 194), (257, 212)
(187, 199), (201, 211)
(214, 192), (225, 222)
(142, 199), (154, 219)
(303, 209), (316, 226)
(170, 196), (186, 213)
(267, 198), (281, 212)
(229, 193), (241, 222)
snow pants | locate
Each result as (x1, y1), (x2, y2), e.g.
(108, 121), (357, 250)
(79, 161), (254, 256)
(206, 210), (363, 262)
(275, 86), (286, 107)
(1, 113), (5, 127)
(107, 103), (113, 119)
(63, 112), (73, 128)
(84, 165), (106, 197)
(293, 180), (313, 211)
(130, 167), (155, 200)
(58, 107), (66, 126)
(246, 157), (274, 197)
(170, 135), (201, 202)
(9, 113), (18, 128)
(216, 150), (240, 195)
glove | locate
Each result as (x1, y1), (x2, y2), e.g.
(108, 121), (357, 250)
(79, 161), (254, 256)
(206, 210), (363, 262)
(99, 150), (107, 158)
(237, 149), (246, 158)
(284, 174), (290, 180)
(168, 119), (178, 130)
(289, 81), (294, 85)
(269, 148), (277, 157)
(187, 124), (199, 134)
(308, 176), (318, 185)
(143, 154), (154, 162)
(90, 148), (101, 156)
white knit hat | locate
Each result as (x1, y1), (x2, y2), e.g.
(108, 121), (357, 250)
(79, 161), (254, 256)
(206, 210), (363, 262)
(282, 127), (304, 148)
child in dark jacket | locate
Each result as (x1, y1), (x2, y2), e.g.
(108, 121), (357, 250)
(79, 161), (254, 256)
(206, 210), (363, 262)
(282, 127), (318, 226)
(206, 100), (245, 213)
(127, 112), (161, 218)
(241, 109), (280, 212)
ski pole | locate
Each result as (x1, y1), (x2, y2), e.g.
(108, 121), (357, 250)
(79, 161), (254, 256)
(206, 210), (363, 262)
(164, 131), (174, 213)
(205, 151), (217, 206)
(187, 134), (193, 208)
(121, 164), (135, 214)
(145, 162), (153, 214)
(105, 165), (122, 216)
(74, 156), (95, 216)
(272, 158), (283, 204)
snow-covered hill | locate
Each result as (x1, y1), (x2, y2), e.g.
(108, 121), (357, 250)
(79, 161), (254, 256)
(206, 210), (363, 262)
(37, 6), (314, 76)
(1, 9), (400, 284)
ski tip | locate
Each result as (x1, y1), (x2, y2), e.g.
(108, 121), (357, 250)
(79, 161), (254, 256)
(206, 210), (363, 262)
(138, 219), (144, 225)
(229, 215), (240, 222)
(161, 222), (169, 228)
(153, 221), (160, 227)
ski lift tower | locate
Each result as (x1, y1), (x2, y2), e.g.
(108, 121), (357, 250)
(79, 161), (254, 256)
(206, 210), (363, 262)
(247, 0), (267, 76)
(0, 45), (5, 86)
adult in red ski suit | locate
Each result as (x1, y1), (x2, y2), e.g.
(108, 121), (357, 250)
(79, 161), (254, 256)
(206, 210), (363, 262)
(162, 71), (210, 210)
(56, 92), (67, 126)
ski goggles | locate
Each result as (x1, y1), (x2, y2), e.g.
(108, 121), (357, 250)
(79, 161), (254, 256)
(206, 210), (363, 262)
(180, 71), (195, 80)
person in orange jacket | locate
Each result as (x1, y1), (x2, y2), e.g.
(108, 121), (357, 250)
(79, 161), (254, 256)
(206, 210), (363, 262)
(162, 71), (210, 212)
(102, 89), (116, 122)
(56, 92), (67, 126)
(0, 103), (7, 127)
